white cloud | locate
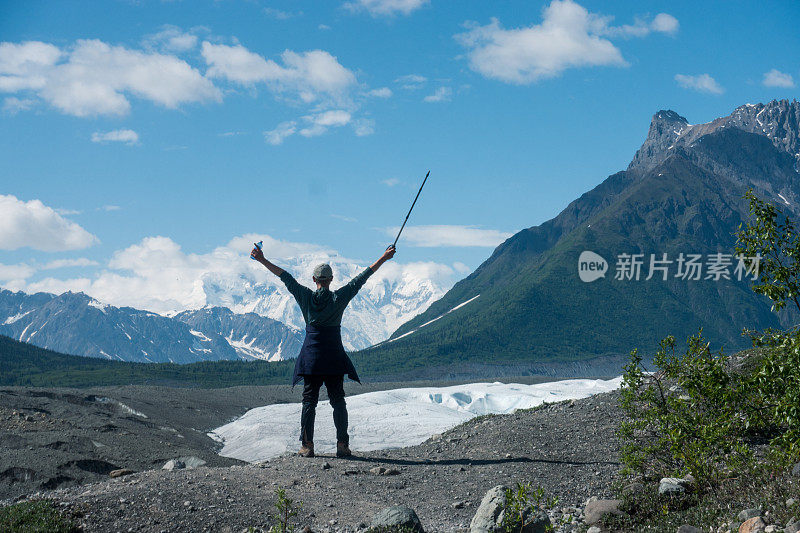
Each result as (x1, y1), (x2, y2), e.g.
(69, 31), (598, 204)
(264, 7), (299, 20)
(299, 109), (352, 137)
(651, 13), (679, 35)
(367, 87), (392, 98)
(202, 42), (356, 105)
(675, 73), (724, 94)
(0, 262), (35, 282)
(423, 86), (452, 102)
(266, 110), (358, 144)
(55, 208), (81, 216)
(0, 39), (222, 117)
(319, 24), (332, 30)
(2, 96), (35, 114)
(264, 121), (298, 145)
(344, 0), (429, 17)
(0, 194), (99, 251)
(21, 233), (463, 318)
(395, 73), (427, 89)
(381, 178), (400, 187)
(91, 129), (139, 145)
(142, 26), (201, 53)
(455, 1), (677, 84)
(385, 225), (513, 247)
(762, 69), (795, 88)
(100, 205), (121, 212)
(41, 258), (99, 269)
(331, 214), (357, 222)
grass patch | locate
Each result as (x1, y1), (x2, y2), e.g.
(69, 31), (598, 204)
(0, 500), (78, 533)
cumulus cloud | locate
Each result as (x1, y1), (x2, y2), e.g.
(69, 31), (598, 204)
(0, 39), (222, 116)
(455, 0), (678, 84)
(385, 225), (513, 247)
(0, 262), (36, 282)
(675, 73), (724, 94)
(762, 69), (795, 88)
(265, 110), (365, 144)
(344, 0), (429, 17)
(300, 109), (352, 137)
(423, 86), (452, 102)
(91, 129), (139, 145)
(0, 194), (99, 251)
(21, 233), (464, 317)
(202, 42), (356, 105)
(367, 87), (392, 98)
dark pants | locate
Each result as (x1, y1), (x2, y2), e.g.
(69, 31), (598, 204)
(300, 374), (348, 444)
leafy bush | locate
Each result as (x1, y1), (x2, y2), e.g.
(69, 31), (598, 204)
(618, 191), (800, 492)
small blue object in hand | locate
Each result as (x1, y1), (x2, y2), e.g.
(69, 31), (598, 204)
(251, 241), (263, 260)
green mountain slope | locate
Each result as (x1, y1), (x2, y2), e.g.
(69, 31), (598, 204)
(353, 119), (800, 377)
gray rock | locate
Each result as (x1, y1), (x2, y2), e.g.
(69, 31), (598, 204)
(369, 505), (424, 533)
(786, 518), (800, 533)
(469, 485), (551, 533)
(109, 469), (134, 478)
(792, 462), (800, 477)
(470, 486), (507, 532)
(162, 459), (186, 471)
(583, 499), (623, 526)
(677, 526), (699, 533)
(738, 508), (762, 522)
(658, 477), (689, 495)
(586, 527), (601, 533)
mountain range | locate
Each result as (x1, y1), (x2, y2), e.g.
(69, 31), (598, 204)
(355, 99), (800, 377)
(0, 289), (303, 363)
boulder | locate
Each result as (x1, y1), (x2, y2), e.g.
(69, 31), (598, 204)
(792, 462), (800, 477)
(658, 477), (690, 495)
(470, 486), (507, 532)
(469, 485), (551, 533)
(739, 516), (767, 533)
(677, 526), (699, 533)
(369, 505), (424, 533)
(786, 518), (800, 533)
(162, 459), (186, 471)
(583, 499), (623, 526)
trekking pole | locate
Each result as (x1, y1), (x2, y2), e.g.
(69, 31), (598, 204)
(392, 170), (430, 248)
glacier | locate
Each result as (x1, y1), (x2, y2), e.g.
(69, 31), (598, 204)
(209, 377), (623, 463)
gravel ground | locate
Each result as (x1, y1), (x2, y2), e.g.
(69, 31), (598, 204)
(25, 390), (623, 532)
(0, 377), (561, 503)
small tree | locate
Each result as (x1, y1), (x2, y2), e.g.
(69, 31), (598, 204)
(735, 189), (800, 313)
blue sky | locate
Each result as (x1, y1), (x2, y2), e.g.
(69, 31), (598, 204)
(1, 0), (798, 310)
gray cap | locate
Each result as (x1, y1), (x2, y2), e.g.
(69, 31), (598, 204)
(313, 263), (333, 280)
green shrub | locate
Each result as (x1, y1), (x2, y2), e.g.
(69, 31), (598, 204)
(500, 482), (557, 533)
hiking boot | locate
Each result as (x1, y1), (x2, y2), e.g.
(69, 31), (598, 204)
(336, 441), (352, 458)
(298, 442), (314, 458)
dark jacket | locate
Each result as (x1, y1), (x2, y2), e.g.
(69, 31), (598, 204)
(279, 267), (373, 386)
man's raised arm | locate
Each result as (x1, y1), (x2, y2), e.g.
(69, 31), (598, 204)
(251, 245), (285, 277)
